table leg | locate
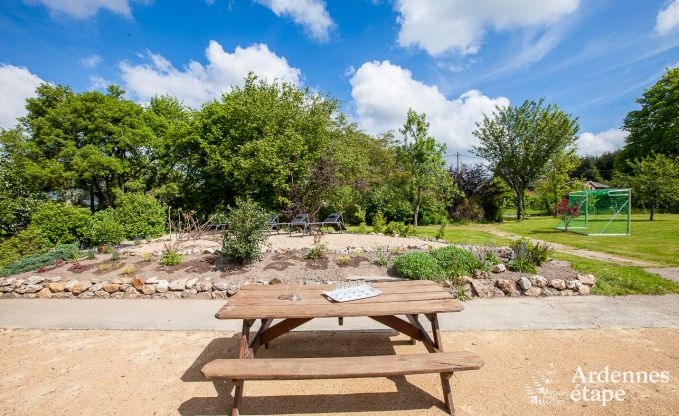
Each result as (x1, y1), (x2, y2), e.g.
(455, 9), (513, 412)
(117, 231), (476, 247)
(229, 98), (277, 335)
(426, 313), (455, 415)
(232, 320), (253, 416)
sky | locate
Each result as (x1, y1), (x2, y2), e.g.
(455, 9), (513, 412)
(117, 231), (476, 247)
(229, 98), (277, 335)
(1, 0), (678, 163)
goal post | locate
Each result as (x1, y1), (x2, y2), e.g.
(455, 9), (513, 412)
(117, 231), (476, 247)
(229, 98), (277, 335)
(556, 188), (631, 236)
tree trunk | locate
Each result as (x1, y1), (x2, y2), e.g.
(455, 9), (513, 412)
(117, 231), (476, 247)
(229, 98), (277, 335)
(90, 181), (96, 214)
(553, 189), (558, 217)
(413, 187), (421, 228)
(516, 189), (524, 221)
(650, 200), (655, 221)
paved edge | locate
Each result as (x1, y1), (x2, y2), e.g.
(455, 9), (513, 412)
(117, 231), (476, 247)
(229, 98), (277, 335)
(1, 295), (678, 332)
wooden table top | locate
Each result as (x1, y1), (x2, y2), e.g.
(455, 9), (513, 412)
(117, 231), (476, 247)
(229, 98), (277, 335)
(215, 280), (464, 320)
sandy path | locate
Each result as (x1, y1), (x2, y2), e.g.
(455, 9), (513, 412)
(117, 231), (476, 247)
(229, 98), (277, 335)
(1, 328), (677, 415)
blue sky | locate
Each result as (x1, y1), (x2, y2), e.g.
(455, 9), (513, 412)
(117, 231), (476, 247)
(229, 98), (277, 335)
(1, 0), (678, 162)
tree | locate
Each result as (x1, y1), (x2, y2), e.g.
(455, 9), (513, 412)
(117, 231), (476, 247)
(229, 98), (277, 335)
(617, 154), (679, 221)
(398, 110), (452, 228)
(472, 99), (579, 220)
(540, 148), (579, 216)
(619, 67), (679, 168)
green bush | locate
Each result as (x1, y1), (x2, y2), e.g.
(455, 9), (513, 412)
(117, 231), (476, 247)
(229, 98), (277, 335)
(374, 249), (390, 267)
(221, 198), (270, 263)
(508, 257), (537, 273)
(0, 244), (79, 277)
(393, 252), (442, 280)
(31, 202), (91, 244)
(160, 250), (182, 266)
(526, 241), (553, 266)
(431, 246), (485, 278)
(305, 243), (328, 260)
(434, 223), (446, 240)
(385, 221), (415, 237)
(372, 211), (386, 233)
(86, 209), (125, 246)
(0, 226), (51, 267)
(114, 193), (166, 239)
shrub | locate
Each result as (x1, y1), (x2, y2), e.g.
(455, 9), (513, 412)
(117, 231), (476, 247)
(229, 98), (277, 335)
(114, 193), (166, 239)
(121, 264), (135, 275)
(431, 246), (485, 278)
(385, 221), (415, 237)
(434, 223), (446, 240)
(508, 257), (537, 273)
(0, 225), (51, 267)
(526, 241), (553, 266)
(31, 202), (91, 244)
(337, 255), (351, 266)
(372, 211), (386, 233)
(221, 198), (270, 263)
(86, 209), (125, 246)
(305, 243), (328, 260)
(0, 244), (79, 277)
(374, 249), (390, 267)
(85, 250), (96, 260)
(160, 250), (182, 266)
(393, 252), (442, 280)
(111, 250), (121, 261)
(140, 252), (153, 262)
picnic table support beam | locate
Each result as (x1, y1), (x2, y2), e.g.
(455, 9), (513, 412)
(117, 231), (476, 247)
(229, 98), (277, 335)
(232, 319), (254, 416)
(425, 313), (454, 415)
(260, 318), (312, 344)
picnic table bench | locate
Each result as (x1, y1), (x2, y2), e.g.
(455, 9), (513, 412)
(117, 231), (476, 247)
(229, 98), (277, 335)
(201, 280), (483, 415)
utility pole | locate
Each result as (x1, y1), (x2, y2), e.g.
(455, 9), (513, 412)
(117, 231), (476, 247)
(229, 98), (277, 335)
(456, 152), (460, 173)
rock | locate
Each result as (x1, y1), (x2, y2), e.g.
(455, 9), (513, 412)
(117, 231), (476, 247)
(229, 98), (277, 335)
(48, 282), (65, 292)
(111, 292), (124, 299)
(491, 264), (506, 273)
(0, 278), (15, 287)
(37, 288), (51, 298)
(549, 259), (571, 268)
(471, 280), (494, 298)
(567, 279), (582, 290)
(578, 285), (591, 295)
(542, 287), (559, 296)
(125, 293), (140, 299)
(550, 279), (566, 290)
(27, 275), (45, 285)
(473, 270), (489, 279)
(169, 279), (187, 291)
(53, 292), (74, 299)
(578, 273), (596, 286)
(64, 280), (78, 292)
(132, 277), (143, 290)
(120, 277), (133, 284)
(185, 278), (198, 289)
(0, 286), (13, 293)
(496, 279), (515, 294)
(71, 281), (92, 295)
(94, 290), (110, 298)
(561, 289), (576, 296)
(195, 280), (212, 292)
(125, 286), (139, 295)
(227, 286), (239, 296)
(145, 276), (160, 284)
(102, 283), (119, 293)
(518, 277), (532, 291)
(165, 292), (182, 299)
(524, 287), (542, 297)
(211, 290), (227, 299)
(89, 282), (104, 292)
(45, 276), (62, 283)
(212, 282), (229, 291)
(460, 276), (473, 284)
(181, 289), (198, 298)
(155, 280), (169, 293)
(529, 275), (547, 287)
(16, 284), (44, 294)
(269, 278), (282, 285)
(13, 279), (26, 288)
(141, 285), (156, 295)
(109, 278), (123, 285)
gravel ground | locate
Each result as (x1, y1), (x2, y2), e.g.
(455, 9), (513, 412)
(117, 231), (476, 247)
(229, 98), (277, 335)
(1, 328), (677, 415)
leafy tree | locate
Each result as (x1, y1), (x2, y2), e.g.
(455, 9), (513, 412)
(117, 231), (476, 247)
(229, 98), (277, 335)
(619, 68), (679, 168)
(114, 192), (166, 238)
(616, 154), (679, 221)
(0, 151), (45, 237)
(539, 148), (579, 216)
(398, 110), (453, 227)
(222, 198), (270, 263)
(473, 99), (579, 220)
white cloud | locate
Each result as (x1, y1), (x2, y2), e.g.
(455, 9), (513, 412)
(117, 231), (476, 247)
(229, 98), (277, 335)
(255, 0), (334, 42)
(25, 0), (148, 18)
(395, 0), (579, 55)
(577, 128), (628, 156)
(0, 64), (44, 129)
(81, 54), (102, 68)
(656, 0), (679, 35)
(349, 60), (509, 153)
(120, 41), (301, 107)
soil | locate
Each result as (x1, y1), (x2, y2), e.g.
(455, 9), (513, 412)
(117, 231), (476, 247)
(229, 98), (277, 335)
(1, 328), (677, 415)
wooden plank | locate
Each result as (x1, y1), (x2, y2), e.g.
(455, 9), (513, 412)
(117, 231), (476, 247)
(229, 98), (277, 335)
(201, 351), (483, 381)
(216, 298), (463, 320)
(259, 318), (313, 344)
(236, 280), (443, 293)
(228, 290), (454, 306)
(369, 315), (424, 341)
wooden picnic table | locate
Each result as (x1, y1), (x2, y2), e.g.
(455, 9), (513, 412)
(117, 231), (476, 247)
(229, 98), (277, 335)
(205, 280), (481, 415)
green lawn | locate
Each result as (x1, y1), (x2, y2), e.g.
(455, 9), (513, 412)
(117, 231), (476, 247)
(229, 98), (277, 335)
(346, 225), (509, 246)
(553, 253), (679, 296)
(493, 213), (679, 266)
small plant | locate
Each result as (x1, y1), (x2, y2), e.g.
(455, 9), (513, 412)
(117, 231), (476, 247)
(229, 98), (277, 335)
(557, 198), (580, 231)
(86, 250), (96, 260)
(36, 266), (46, 273)
(111, 250), (121, 261)
(54, 258), (65, 267)
(434, 223), (447, 240)
(393, 252), (442, 280)
(86, 208), (124, 246)
(140, 252), (153, 262)
(374, 249), (391, 267)
(526, 241), (553, 266)
(133, 239), (142, 246)
(507, 257), (537, 273)
(431, 246), (486, 278)
(372, 211), (386, 234)
(305, 243), (328, 260)
(160, 250), (182, 266)
(355, 205), (368, 233)
(358, 222), (369, 234)
(68, 262), (83, 271)
(98, 262), (113, 272)
(121, 264), (135, 275)
(392, 246), (405, 255)
(336, 255), (351, 266)
(0, 244), (79, 277)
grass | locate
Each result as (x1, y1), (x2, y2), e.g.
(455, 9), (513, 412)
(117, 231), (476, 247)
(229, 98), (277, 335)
(494, 213), (679, 266)
(347, 225), (509, 246)
(553, 253), (679, 296)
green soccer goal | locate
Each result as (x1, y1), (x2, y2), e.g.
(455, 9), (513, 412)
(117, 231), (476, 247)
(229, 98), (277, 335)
(555, 188), (631, 236)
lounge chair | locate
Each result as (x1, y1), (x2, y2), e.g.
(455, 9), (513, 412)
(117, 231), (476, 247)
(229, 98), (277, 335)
(308, 212), (346, 234)
(267, 214), (281, 232)
(281, 214), (309, 235)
